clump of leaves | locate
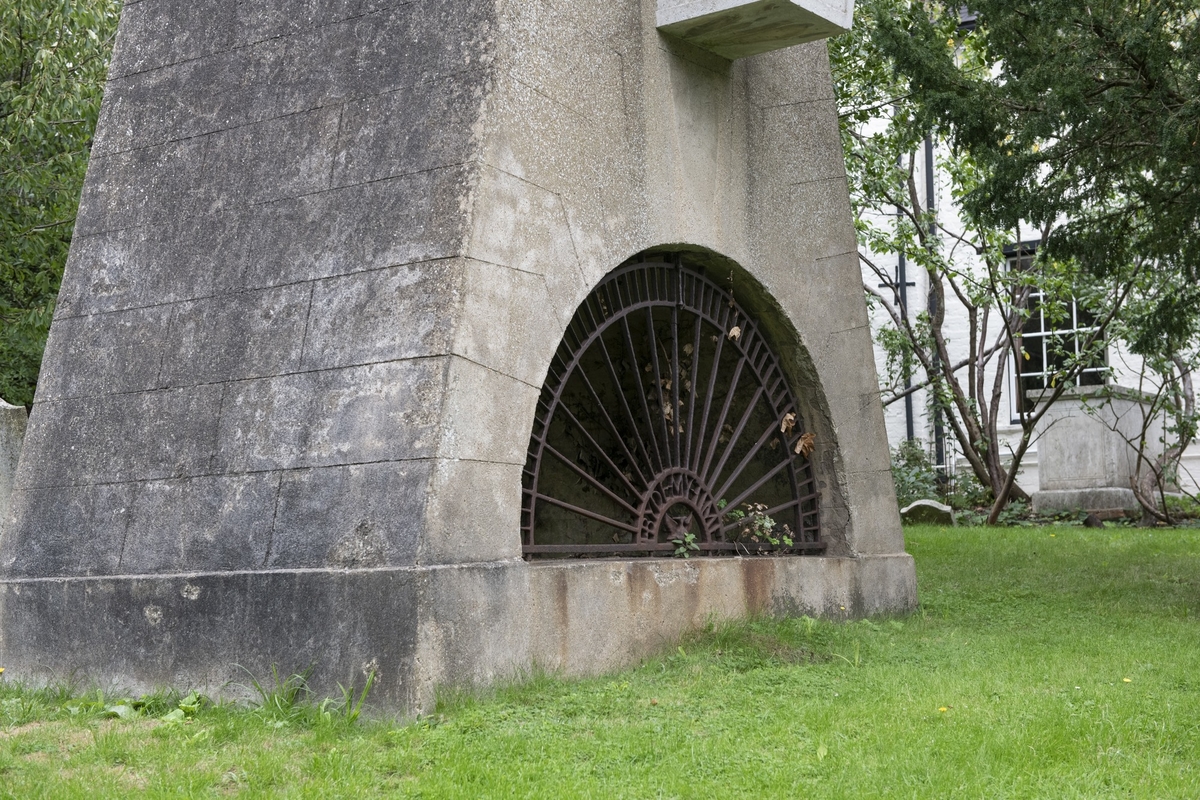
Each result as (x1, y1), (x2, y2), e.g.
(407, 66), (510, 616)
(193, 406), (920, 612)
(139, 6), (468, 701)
(242, 665), (314, 725)
(890, 440), (939, 509)
(671, 531), (700, 558)
(723, 502), (794, 550)
(237, 665), (376, 727)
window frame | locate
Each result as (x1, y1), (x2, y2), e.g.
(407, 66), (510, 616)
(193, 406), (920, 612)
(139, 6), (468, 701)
(1006, 244), (1107, 423)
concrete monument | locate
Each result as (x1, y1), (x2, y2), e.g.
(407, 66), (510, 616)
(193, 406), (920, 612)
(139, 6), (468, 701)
(0, 0), (915, 713)
(1031, 388), (1163, 515)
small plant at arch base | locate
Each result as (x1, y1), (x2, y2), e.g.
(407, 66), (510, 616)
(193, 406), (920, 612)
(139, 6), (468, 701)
(671, 531), (700, 558)
(723, 502), (795, 550)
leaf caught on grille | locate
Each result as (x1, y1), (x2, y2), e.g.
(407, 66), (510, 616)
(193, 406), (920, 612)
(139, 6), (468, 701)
(727, 325), (742, 341)
(795, 432), (816, 457)
(780, 412), (796, 435)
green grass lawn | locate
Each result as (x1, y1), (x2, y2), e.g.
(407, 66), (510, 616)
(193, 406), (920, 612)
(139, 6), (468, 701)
(2, 525), (1199, 798)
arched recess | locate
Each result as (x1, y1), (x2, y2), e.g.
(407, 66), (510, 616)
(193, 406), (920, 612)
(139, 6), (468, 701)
(522, 249), (827, 557)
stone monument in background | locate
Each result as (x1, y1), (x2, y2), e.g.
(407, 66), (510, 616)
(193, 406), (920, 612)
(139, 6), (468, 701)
(0, 400), (26, 523)
(0, 0), (916, 713)
(1032, 388), (1165, 516)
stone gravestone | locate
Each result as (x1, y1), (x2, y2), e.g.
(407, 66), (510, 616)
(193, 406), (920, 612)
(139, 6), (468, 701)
(1031, 388), (1161, 516)
(0, 0), (915, 714)
(0, 400), (27, 523)
(900, 499), (955, 526)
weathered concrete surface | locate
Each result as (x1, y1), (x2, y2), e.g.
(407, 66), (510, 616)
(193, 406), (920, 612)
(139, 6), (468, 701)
(0, 400), (27, 523)
(0, 0), (914, 714)
(1032, 488), (1139, 516)
(657, 0), (854, 59)
(900, 499), (955, 526)
(0, 554), (913, 711)
(1031, 389), (1157, 514)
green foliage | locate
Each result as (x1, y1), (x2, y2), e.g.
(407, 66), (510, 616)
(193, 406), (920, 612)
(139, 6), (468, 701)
(890, 439), (997, 515)
(242, 664), (315, 725)
(0, 0), (120, 405)
(239, 664), (377, 729)
(669, 530), (698, 558)
(833, 0), (1194, 523)
(724, 501), (795, 549)
(872, 0), (1200, 359)
(1165, 494), (1200, 521)
(890, 439), (940, 508)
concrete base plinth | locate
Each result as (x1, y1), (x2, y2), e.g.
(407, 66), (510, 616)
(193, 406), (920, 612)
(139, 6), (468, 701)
(1031, 487), (1138, 516)
(0, 553), (915, 715)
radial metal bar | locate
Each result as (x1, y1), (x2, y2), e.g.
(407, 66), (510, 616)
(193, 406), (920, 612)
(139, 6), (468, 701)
(543, 443), (640, 516)
(533, 492), (640, 533)
(620, 313), (667, 473)
(645, 306), (673, 468)
(700, 355), (748, 481)
(690, 314), (727, 473)
(712, 405), (791, 502)
(570, 368), (649, 489)
(705, 384), (766, 488)
(684, 312), (703, 469)
(721, 453), (796, 512)
(593, 334), (657, 476)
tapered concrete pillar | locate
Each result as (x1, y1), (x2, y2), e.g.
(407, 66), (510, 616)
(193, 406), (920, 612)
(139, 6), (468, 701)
(0, 0), (913, 714)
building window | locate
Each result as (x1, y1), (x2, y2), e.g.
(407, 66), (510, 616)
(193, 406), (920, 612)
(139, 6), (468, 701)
(1010, 249), (1106, 416)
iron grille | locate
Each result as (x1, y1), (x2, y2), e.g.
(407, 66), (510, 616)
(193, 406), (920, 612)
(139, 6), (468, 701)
(521, 255), (822, 557)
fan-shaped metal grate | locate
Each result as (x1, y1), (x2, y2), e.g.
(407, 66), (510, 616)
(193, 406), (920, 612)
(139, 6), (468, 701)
(522, 255), (822, 557)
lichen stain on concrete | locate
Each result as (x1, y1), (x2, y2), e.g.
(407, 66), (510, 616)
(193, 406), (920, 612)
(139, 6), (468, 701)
(553, 569), (570, 666)
(180, 583), (201, 601)
(328, 521), (387, 568)
(143, 605), (163, 626)
(650, 562), (700, 588)
(740, 558), (771, 613)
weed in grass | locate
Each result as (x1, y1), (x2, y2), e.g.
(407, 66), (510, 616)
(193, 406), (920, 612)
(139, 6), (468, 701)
(240, 664), (314, 726)
(91, 726), (134, 767)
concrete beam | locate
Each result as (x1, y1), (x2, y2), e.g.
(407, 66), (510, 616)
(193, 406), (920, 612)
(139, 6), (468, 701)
(657, 0), (854, 59)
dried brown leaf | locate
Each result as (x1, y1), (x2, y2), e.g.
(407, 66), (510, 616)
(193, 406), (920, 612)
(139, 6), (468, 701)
(780, 412), (796, 436)
(795, 432), (815, 457)
(728, 326), (742, 341)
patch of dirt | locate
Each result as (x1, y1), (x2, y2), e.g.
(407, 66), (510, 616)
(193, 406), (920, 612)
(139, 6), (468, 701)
(745, 633), (826, 664)
(0, 721), (52, 739)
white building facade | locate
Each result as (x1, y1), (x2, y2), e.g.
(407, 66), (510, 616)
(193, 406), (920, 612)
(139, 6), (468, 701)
(858, 137), (1200, 509)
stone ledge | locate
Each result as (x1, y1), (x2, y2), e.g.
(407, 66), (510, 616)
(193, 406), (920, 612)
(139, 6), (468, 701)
(1031, 487), (1139, 515)
(0, 553), (915, 715)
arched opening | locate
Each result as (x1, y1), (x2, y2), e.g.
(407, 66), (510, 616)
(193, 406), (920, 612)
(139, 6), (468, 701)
(522, 251), (823, 557)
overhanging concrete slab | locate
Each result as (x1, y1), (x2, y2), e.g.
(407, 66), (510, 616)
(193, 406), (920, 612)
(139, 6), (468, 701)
(657, 0), (854, 59)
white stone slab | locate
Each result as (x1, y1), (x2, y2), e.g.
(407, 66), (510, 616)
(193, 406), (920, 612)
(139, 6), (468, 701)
(657, 0), (854, 59)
